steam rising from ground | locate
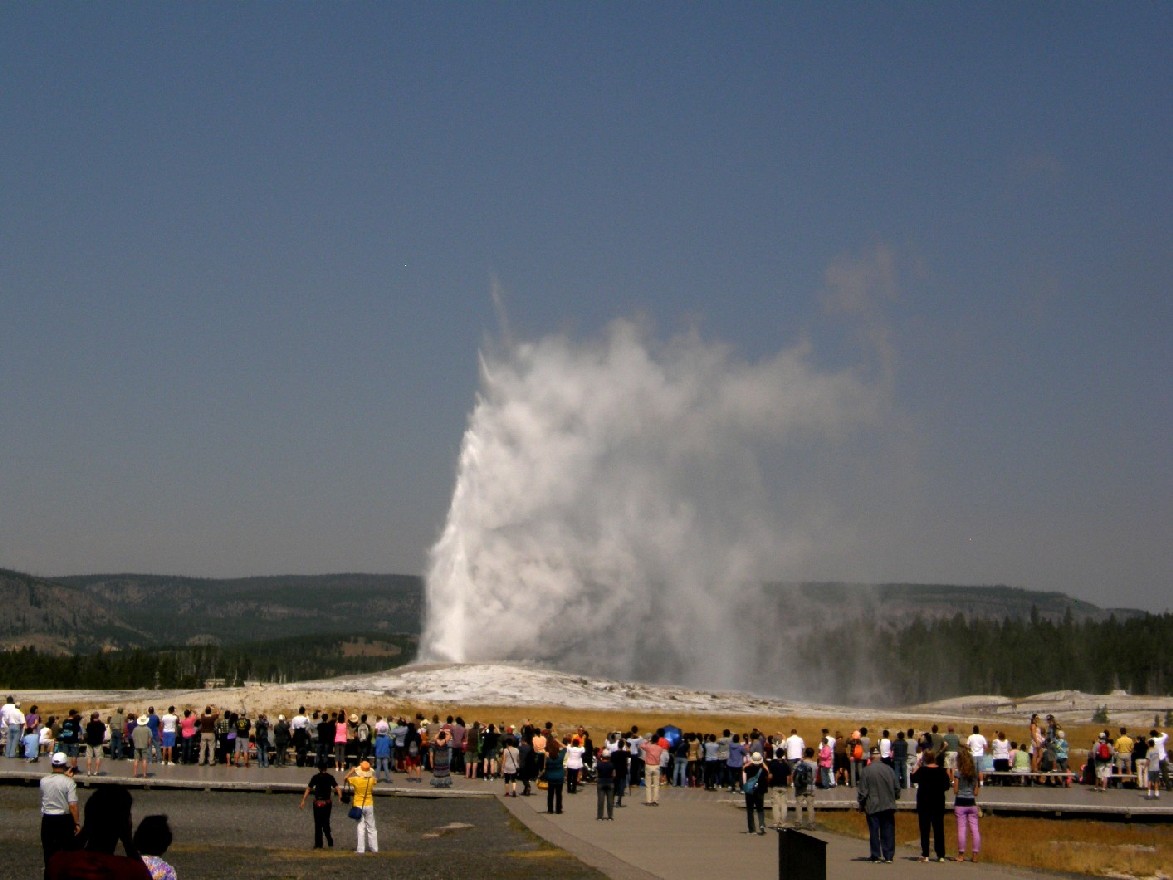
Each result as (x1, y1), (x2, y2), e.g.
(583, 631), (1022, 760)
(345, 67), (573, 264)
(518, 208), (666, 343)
(421, 319), (885, 693)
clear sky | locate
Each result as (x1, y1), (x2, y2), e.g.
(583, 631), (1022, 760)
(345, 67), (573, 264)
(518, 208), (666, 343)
(2, 2), (1169, 611)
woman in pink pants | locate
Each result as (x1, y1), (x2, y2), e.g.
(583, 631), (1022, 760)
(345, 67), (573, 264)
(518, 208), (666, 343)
(952, 748), (982, 861)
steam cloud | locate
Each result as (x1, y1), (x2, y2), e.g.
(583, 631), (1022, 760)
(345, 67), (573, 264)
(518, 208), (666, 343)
(421, 319), (886, 693)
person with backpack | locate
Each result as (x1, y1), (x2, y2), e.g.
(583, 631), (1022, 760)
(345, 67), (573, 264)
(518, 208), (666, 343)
(792, 747), (818, 830)
(848, 732), (865, 788)
(741, 752), (771, 835)
(1093, 732), (1115, 791)
(355, 715), (371, 762)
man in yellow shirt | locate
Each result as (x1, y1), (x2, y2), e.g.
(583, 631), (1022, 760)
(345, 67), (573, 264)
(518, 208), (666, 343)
(1115, 728), (1135, 777)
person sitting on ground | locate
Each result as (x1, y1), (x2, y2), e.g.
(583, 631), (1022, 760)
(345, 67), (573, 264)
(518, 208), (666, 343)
(133, 815), (177, 880)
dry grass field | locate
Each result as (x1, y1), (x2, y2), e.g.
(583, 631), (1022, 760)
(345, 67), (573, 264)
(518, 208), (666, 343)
(817, 811), (1172, 878)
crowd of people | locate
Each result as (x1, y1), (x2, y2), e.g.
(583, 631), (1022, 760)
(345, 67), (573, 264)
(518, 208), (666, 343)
(5, 692), (1170, 872)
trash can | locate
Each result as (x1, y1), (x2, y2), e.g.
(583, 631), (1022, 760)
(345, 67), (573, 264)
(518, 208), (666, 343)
(777, 827), (826, 880)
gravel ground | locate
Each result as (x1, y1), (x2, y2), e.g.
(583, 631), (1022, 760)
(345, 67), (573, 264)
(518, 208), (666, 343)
(0, 783), (606, 880)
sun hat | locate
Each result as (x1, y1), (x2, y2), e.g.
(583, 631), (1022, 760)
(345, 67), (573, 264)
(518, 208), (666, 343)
(138, 715), (149, 725)
(750, 752), (763, 764)
(350, 714), (358, 723)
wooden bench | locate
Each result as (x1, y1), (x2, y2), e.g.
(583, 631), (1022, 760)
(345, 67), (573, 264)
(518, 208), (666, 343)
(984, 770), (1077, 786)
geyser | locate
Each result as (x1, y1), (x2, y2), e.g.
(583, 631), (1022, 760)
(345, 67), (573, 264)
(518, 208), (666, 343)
(421, 319), (882, 693)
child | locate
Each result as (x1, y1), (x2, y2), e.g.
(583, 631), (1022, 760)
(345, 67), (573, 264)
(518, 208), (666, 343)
(1145, 739), (1161, 800)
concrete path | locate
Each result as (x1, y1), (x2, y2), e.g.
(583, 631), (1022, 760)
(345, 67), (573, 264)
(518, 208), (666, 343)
(496, 782), (1075, 880)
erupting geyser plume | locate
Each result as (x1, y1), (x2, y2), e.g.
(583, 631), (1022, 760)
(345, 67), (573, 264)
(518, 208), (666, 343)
(421, 319), (883, 692)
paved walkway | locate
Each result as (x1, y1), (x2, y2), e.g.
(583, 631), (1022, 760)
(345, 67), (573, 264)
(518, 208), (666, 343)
(497, 783), (1087, 880)
(4, 758), (1167, 879)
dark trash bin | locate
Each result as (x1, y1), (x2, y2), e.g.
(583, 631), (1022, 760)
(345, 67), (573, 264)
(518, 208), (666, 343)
(777, 827), (826, 880)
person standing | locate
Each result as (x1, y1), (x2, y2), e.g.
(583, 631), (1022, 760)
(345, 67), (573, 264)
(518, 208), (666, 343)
(274, 714), (291, 767)
(373, 722), (394, 782)
(234, 712), (252, 768)
(545, 741), (567, 814)
(131, 715), (152, 779)
(857, 747), (899, 863)
(610, 739), (630, 807)
(109, 708), (127, 762)
(430, 729), (454, 788)
(640, 732), (664, 806)
(2, 697), (22, 759)
(58, 710), (82, 771)
(1144, 737), (1162, 799)
(254, 713), (271, 768)
(83, 713), (106, 777)
(40, 753), (79, 877)
(299, 760), (340, 848)
(500, 735), (521, 797)
(953, 748), (982, 862)
(595, 748), (616, 819)
(565, 736), (585, 794)
(766, 746), (791, 828)
(741, 752), (770, 835)
(198, 706), (218, 766)
(159, 707), (178, 767)
(291, 707), (309, 767)
(793, 747), (818, 830)
(910, 745), (949, 862)
(344, 761), (378, 853)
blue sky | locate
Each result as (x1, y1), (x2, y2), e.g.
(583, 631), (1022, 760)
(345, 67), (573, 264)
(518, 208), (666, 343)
(2, 2), (1169, 611)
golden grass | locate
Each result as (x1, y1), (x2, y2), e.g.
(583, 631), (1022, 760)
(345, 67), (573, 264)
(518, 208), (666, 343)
(816, 811), (1173, 877)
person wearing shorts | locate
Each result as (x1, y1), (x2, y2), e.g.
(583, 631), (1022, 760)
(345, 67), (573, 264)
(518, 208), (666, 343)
(160, 707), (178, 766)
(132, 715), (152, 778)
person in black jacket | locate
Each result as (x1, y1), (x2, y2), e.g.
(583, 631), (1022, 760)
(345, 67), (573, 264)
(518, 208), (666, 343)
(910, 744), (950, 862)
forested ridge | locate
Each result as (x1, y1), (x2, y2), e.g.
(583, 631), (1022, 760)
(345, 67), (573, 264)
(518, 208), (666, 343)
(0, 632), (415, 689)
(797, 609), (1173, 704)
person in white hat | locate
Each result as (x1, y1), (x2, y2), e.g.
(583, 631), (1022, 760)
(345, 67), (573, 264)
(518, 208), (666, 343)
(40, 752), (79, 871)
(132, 715), (153, 779)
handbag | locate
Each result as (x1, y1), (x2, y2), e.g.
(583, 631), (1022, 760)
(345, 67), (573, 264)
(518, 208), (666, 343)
(348, 805), (363, 821)
(742, 771), (760, 795)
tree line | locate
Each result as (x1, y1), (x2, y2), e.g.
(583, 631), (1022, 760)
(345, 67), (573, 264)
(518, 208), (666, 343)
(795, 608), (1173, 705)
(0, 632), (413, 690)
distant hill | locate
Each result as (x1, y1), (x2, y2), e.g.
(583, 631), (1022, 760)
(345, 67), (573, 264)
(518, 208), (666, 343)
(0, 569), (423, 653)
(763, 582), (1143, 626)
(0, 569), (1144, 657)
